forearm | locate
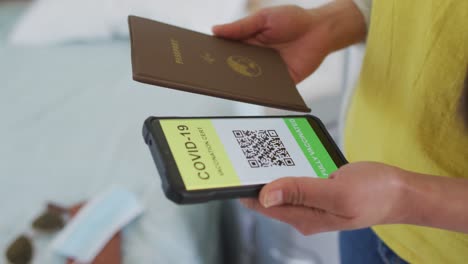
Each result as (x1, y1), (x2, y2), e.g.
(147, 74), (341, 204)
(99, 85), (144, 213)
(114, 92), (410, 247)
(309, 0), (367, 54)
(397, 171), (468, 233)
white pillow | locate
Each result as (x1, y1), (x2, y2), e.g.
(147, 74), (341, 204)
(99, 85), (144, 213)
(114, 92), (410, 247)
(9, 0), (247, 46)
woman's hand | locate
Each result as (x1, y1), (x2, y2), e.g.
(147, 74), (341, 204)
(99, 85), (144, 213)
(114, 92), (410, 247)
(213, 5), (328, 83)
(241, 162), (409, 235)
(213, 2), (367, 83)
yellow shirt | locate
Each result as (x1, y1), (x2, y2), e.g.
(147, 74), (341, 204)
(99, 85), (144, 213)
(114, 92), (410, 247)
(344, 0), (468, 263)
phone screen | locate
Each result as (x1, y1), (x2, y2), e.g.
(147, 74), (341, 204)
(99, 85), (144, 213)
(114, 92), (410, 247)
(159, 117), (339, 190)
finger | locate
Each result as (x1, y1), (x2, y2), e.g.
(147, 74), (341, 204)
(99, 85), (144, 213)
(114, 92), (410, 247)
(212, 11), (266, 40)
(259, 177), (344, 213)
(244, 38), (267, 47)
(244, 200), (351, 235)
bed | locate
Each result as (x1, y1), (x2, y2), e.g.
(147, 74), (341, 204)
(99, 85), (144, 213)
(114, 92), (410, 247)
(0, 1), (237, 263)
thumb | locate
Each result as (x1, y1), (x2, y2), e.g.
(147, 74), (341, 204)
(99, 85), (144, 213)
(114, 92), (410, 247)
(259, 177), (339, 209)
(212, 11), (266, 40)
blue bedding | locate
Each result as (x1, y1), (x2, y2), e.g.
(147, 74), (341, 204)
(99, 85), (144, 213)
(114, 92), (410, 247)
(0, 2), (235, 263)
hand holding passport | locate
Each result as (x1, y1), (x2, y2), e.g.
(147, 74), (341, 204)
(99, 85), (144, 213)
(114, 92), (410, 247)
(128, 15), (311, 112)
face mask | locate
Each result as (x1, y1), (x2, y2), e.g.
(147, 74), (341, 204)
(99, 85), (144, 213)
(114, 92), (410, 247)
(51, 187), (144, 263)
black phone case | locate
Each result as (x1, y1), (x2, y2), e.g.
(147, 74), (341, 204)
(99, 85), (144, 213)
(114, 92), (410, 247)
(142, 115), (347, 204)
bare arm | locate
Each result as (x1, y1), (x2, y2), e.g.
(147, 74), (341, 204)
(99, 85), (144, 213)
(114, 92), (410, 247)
(401, 171), (468, 233)
(311, 0), (367, 53)
(242, 162), (468, 235)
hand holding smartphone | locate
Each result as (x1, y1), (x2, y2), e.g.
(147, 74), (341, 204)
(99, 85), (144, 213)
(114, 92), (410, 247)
(143, 115), (347, 204)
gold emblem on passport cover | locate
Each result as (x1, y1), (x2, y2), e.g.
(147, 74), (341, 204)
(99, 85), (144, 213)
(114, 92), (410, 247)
(227, 56), (262, 77)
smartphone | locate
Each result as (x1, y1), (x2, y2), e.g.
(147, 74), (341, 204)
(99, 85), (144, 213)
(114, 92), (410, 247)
(143, 115), (347, 204)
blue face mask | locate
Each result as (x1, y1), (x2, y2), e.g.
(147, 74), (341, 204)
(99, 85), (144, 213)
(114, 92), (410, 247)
(51, 187), (144, 263)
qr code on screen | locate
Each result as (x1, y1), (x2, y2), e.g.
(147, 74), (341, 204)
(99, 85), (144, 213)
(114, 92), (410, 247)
(233, 130), (295, 168)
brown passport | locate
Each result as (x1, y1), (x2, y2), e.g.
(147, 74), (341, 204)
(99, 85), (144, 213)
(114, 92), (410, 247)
(128, 16), (311, 112)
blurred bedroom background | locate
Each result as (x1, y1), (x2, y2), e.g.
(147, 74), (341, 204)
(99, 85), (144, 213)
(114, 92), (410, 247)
(0, 0), (365, 263)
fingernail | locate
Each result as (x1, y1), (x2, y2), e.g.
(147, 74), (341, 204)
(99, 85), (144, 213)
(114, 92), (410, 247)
(262, 190), (283, 208)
